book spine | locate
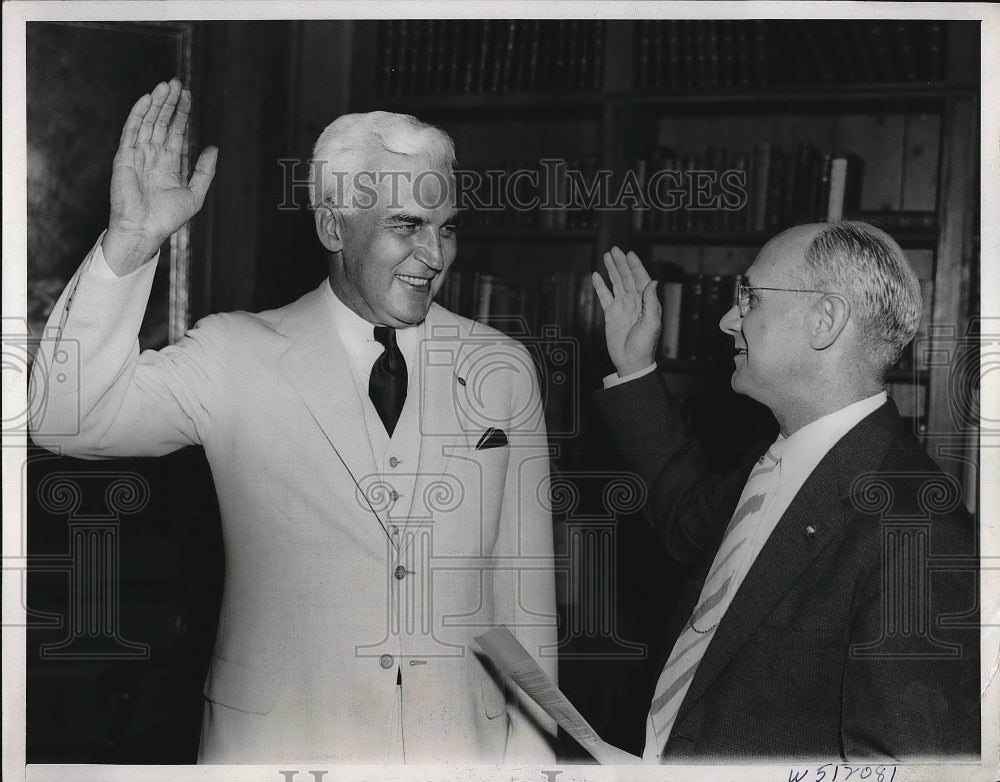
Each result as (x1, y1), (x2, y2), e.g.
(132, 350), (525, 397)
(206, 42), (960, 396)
(408, 21), (425, 94)
(637, 20), (651, 88)
(680, 274), (704, 360)
(829, 22), (860, 83)
(659, 280), (684, 360)
(378, 21), (397, 94)
(766, 148), (786, 231)
(928, 22), (944, 82)
(476, 274), (494, 322)
(591, 21), (606, 89)
(728, 150), (750, 232)
(846, 21), (878, 83)
(752, 21), (768, 86)
(476, 20), (492, 93)
(868, 21), (898, 82)
(699, 275), (724, 358)
(827, 157), (848, 221)
(666, 21), (680, 88)
(632, 157), (648, 231)
(892, 22), (918, 82)
(566, 20), (580, 90)
(736, 22), (752, 86)
(706, 21), (720, 87)
(719, 20), (734, 87)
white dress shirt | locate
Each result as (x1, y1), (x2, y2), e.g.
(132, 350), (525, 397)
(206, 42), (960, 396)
(638, 386), (887, 760)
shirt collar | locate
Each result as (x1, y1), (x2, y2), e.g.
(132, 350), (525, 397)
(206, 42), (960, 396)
(322, 279), (420, 365)
(771, 391), (888, 490)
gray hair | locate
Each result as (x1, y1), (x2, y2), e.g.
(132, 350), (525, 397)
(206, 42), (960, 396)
(309, 111), (455, 210)
(803, 221), (922, 374)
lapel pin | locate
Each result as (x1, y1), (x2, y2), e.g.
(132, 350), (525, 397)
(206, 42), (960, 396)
(456, 374), (466, 386)
(804, 525), (817, 538)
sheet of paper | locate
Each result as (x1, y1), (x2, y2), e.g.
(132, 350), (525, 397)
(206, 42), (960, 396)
(474, 626), (642, 765)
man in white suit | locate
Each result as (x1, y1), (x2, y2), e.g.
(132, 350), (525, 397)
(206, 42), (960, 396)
(29, 78), (557, 763)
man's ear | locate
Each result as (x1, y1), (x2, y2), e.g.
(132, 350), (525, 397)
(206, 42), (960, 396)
(315, 204), (345, 252)
(809, 293), (851, 350)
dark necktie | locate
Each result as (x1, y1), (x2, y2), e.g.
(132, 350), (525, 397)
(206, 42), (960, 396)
(369, 326), (407, 436)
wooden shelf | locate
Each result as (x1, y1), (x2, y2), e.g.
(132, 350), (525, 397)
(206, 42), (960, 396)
(367, 85), (976, 116)
(461, 228), (597, 243)
(365, 91), (604, 116)
(636, 226), (937, 249)
(624, 83), (971, 112)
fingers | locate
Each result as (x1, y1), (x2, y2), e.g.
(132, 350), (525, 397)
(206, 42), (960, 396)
(603, 251), (624, 294)
(641, 280), (661, 325)
(609, 246), (636, 294)
(137, 81), (171, 145)
(188, 146), (219, 208)
(150, 78), (182, 146)
(626, 250), (652, 289)
(119, 93), (152, 148)
(164, 86), (191, 154)
(592, 271), (613, 310)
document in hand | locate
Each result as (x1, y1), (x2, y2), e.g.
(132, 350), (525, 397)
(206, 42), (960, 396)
(474, 627), (642, 764)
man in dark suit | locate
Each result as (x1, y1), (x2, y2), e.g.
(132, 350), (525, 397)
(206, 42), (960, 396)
(591, 222), (978, 761)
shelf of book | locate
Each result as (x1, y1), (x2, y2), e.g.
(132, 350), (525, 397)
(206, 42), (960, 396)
(626, 84), (967, 110)
(635, 226), (937, 249)
(345, 19), (978, 493)
(461, 228), (598, 243)
(366, 91), (605, 116)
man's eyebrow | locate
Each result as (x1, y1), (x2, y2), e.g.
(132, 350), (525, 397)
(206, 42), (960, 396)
(383, 211), (426, 224)
(382, 210), (460, 226)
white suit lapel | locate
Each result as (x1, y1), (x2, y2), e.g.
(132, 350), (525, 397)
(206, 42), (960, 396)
(276, 282), (395, 544)
(398, 306), (474, 555)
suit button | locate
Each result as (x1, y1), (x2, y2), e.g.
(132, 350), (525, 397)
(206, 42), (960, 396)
(389, 457), (400, 468)
(389, 490), (400, 502)
(394, 565), (407, 580)
(379, 654), (394, 669)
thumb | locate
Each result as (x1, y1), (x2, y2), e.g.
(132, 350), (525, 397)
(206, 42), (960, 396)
(188, 145), (218, 208)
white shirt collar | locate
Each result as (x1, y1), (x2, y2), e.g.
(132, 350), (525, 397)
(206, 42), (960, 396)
(772, 391), (888, 492)
(321, 279), (419, 367)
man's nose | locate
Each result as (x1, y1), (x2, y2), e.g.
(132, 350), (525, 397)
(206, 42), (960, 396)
(413, 231), (443, 271)
(719, 303), (742, 335)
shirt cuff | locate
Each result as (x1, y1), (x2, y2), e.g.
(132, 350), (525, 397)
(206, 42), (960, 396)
(88, 232), (160, 279)
(602, 363), (657, 389)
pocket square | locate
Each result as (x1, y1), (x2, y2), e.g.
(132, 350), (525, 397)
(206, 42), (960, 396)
(475, 427), (508, 450)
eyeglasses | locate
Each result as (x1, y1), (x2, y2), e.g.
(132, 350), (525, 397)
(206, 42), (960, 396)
(736, 278), (836, 318)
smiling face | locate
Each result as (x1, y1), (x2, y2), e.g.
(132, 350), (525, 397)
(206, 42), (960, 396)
(319, 151), (457, 327)
(719, 225), (824, 412)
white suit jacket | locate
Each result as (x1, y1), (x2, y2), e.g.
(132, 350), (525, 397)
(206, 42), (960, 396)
(29, 242), (558, 763)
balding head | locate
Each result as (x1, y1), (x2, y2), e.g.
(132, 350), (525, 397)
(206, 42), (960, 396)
(800, 221), (922, 377)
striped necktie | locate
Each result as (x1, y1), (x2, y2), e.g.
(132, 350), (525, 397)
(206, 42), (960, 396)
(645, 445), (782, 759)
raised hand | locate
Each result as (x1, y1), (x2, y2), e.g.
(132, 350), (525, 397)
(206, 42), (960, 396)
(591, 246), (661, 377)
(101, 78), (218, 275)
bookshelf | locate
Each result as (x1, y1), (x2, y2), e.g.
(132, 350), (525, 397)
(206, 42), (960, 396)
(349, 19), (979, 493)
